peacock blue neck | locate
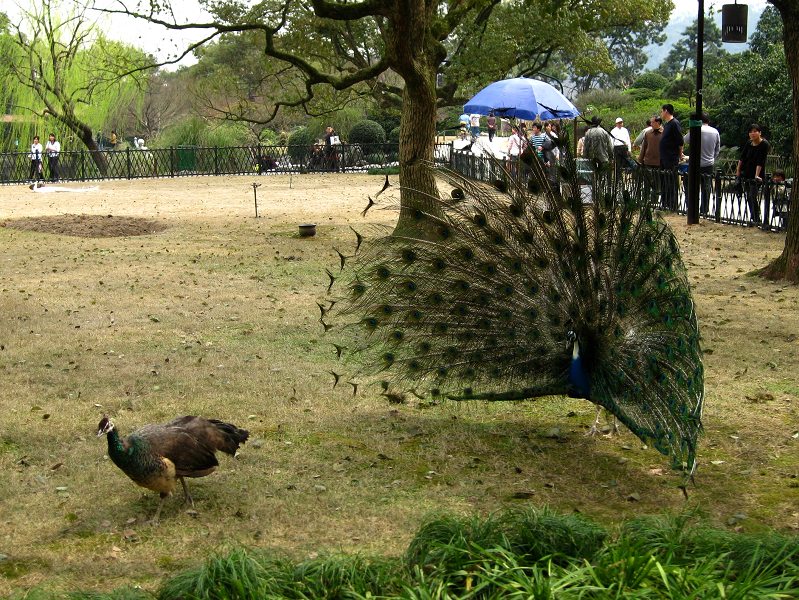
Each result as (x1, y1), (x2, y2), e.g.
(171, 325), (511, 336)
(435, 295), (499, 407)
(106, 428), (133, 467)
(568, 339), (591, 399)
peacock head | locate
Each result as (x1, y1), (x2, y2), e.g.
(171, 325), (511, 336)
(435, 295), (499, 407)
(97, 415), (114, 436)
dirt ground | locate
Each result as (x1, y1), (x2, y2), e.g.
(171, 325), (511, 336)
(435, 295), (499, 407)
(0, 174), (797, 595)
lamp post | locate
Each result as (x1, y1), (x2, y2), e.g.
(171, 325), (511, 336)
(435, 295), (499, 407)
(687, 0), (705, 225)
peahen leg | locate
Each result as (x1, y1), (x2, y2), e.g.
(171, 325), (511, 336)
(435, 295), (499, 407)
(151, 494), (166, 524)
(179, 477), (194, 507)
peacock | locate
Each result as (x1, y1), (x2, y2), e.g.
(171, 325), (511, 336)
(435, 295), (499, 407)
(97, 415), (249, 522)
(325, 140), (704, 477)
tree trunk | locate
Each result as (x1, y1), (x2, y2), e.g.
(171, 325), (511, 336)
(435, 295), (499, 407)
(395, 71), (440, 233)
(384, 0), (446, 236)
(760, 1), (799, 281)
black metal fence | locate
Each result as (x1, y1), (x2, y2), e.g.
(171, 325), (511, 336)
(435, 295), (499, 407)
(448, 149), (792, 232)
(1, 142), (450, 183)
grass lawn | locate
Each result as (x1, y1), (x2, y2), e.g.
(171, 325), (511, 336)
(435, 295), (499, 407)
(0, 174), (797, 596)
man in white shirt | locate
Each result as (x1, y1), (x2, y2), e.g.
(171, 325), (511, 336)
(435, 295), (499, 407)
(683, 112), (721, 214)
(45, 133), (61, 181)
(610, 117), (631, 176)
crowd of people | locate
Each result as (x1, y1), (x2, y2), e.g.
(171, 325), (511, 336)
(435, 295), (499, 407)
(462, 106), (786, 225)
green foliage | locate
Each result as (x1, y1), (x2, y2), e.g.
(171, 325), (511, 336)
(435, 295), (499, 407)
(388, 126), (401, 143)
(287, 126), (318, 163)
(710, 9), (793, 156)
(152, 117), (254, 148)
(626, 87), (659, 102)
(575, 88), (634, 113)
(632, 72), (669, 91)
(348, 119), (387, 146)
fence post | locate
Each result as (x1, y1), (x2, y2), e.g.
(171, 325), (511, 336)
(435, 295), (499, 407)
(714, 171), (722, 222)
(214, 147), (219, 176)
(170, 147), (176, 178)
(126, 148), (131, 179)
(763, 175), (772, 230)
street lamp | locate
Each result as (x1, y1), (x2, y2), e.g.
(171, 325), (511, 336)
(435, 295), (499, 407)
(688, 2), (749, 225)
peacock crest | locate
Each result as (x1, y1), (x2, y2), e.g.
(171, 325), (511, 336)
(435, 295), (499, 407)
(323, 144), (703, 475)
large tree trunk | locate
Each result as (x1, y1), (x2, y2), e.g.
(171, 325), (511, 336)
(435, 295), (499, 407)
(385, 0), (446, 236)
(760, 1), (799, 281)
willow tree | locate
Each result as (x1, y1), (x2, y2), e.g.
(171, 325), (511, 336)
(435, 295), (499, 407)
(105, 0), (671, 226)
(7, 0), (148, 173)
(761, 0), (799, 281)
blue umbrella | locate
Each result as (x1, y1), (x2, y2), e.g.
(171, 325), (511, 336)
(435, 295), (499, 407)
(464, 77), (580, 121)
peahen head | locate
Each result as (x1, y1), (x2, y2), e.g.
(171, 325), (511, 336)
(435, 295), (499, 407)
(97, 415), (115, 437)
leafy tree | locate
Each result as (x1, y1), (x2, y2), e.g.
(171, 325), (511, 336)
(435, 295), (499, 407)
(103, 0), (674, 231)
(632, 72), (670, 91)
(6, 0), (149, 172)
(749, 5), (783, 57)
(657, 16), (728, 79)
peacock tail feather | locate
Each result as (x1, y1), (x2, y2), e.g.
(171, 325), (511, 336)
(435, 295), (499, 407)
(327, 145), (703, 474)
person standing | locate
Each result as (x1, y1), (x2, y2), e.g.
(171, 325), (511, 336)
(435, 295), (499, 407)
(486, 112), (497, 142)
(110, 130), (118, 148)
(638, 116), (663, 203)
(683, 113), (721, 214)
(633, 119), (652, 151)
(529, 122), (546, 161)
(324, 125), (341, 172)
(29, 135), (44, 182)
(469, 113), (481, 139)
(583, 117), (613, 173)
(505, 124), (526, 178)
(45, 133), (61, 181)
(659, 104), (683, 210)
(736, 123), (770, 225)
(610, 117), (631, 176)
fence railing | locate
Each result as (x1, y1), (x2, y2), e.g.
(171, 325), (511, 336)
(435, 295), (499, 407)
(1, 143), (453, 183)
(2, 141), (790, 233)
(447, 149), (792, 233)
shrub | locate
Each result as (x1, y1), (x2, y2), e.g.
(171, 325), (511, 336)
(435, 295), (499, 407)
(287, 126), (317, 163)
(348, 119), (386, 146)
(632, 72), (669, 91)
(388, 126), (401, 143)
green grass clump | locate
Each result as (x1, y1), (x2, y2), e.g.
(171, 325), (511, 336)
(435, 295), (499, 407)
(145, 509), (798, 599)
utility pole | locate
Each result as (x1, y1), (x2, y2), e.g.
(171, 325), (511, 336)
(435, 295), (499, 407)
(687, 0), (704, 225)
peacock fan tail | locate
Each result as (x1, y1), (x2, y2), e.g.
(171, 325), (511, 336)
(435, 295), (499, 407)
(325, 144), (704, 476)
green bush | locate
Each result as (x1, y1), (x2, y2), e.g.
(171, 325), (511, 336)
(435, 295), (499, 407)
(152, 117), (254, 148)
(348, 119), (386, 146)
(626, 87), (659, 102)
(632, 72), (669, 91)
(388, 126), (401, 143)
(287, 126), (317, 163)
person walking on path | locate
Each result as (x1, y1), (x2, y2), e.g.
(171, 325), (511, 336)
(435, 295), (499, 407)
(45, 133), (61, 182)
(469, 114), (481, 140)
(736, 123), (770, 225)
(28, 135), (44, 182)
(659, 104), (683, 210)
(486, 112), (497, 142)
(683, 112), (721, 214)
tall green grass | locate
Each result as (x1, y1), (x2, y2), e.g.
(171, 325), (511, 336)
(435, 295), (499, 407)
(156, 508), (799, 599)
(14, 508), (798, 599)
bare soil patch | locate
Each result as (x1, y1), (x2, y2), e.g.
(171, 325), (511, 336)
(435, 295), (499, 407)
(2, 214), (169, 238)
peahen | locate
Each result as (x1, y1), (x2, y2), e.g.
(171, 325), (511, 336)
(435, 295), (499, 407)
(325, 145), (703, 476)
(97, 415), (249, 522)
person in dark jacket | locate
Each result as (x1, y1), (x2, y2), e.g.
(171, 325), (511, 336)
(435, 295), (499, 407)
(736, 123), (771, 224)
(659, 104), (682, 210)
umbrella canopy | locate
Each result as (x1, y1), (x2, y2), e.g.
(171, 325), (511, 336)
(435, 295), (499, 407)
(464, 77), (580, 121)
